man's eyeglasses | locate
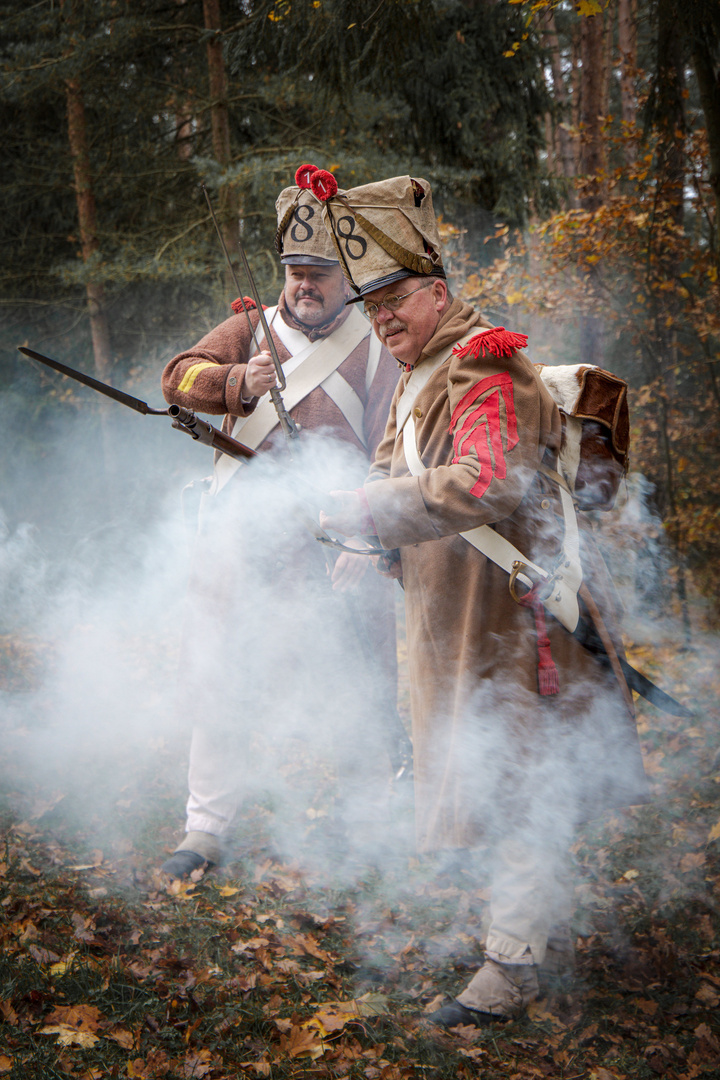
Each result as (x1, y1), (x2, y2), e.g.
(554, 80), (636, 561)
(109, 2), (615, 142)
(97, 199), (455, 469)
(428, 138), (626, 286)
(363, 279), (435, 320)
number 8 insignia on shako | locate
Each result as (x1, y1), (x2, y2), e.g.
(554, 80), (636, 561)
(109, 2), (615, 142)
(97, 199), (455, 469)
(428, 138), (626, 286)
(337, 215), (367, 259)
(291, 204), (315, 243)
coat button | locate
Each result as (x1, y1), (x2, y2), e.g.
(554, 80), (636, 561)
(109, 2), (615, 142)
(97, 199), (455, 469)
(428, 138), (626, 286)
(413, 406), (422, 418)
(228, 376), (237, 386)
(541, 498), (550, 509)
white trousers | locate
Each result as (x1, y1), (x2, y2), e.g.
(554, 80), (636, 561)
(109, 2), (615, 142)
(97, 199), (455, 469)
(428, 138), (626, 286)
(484, 833), (573, 966)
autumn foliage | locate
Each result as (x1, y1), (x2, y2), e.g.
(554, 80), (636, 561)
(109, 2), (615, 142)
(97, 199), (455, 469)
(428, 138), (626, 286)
(458, 120), (720, 616)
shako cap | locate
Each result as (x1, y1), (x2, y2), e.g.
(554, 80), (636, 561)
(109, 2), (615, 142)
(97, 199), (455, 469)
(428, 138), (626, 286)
(274, 164), (341, 265)
(315, 175), (445, 297)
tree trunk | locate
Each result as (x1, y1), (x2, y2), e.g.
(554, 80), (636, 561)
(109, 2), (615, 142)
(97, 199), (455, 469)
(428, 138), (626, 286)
(651, 0), (689, 632)
(578, 11), (606, 211)
(203, 0), (238, 294)
(617, 0), (637, 164)
(571, 22), (582, 175)
(65, 77), (113, 385)
(690, 31), (720, 258)
(577, 10), (607, 367)
(543, 11), (577, 206)
(655, 0), (686, 226)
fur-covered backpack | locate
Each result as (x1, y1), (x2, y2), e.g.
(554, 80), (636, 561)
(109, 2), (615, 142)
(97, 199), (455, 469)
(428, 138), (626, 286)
(535, 364), (630, 511)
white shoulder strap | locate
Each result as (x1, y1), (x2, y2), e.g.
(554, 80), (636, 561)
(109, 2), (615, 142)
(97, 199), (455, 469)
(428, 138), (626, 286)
(396, 341), (457, 433)
(212, 306), (371, 494)
(320, 370), (366, 447)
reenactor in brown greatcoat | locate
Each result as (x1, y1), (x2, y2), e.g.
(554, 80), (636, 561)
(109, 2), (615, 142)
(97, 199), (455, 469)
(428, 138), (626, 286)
(318, 174), (648, 1025)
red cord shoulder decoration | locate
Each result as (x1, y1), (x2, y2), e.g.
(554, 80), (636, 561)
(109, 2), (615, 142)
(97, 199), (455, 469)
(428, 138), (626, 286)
(453, 327), (529, 360)
(231, 296), (267, 314)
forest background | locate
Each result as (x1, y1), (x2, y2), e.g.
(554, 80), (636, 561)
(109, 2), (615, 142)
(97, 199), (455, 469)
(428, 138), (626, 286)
(1, 0), (719, 625)
(2, 3), (720, 1079)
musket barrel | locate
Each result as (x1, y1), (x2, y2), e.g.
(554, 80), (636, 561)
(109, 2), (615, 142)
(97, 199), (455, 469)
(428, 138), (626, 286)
(168, 405), (256, 460)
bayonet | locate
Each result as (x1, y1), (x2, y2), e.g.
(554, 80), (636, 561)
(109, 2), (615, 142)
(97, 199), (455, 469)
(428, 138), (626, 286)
(201, 185), (299, 442)
(18, 347), (256, 462)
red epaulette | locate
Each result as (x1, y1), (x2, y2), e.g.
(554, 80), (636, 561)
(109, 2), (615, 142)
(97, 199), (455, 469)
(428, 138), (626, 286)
(231, 296), (268, 314)
(453, 327), (529, 360)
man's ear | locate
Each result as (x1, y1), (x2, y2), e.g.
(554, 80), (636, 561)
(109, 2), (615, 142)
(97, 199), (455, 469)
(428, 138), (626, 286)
(431, 278), (448, 310)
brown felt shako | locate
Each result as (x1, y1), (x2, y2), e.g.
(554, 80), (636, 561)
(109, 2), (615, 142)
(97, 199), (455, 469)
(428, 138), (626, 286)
(274, 164), (340, 266)
(314, 174), (446, 297)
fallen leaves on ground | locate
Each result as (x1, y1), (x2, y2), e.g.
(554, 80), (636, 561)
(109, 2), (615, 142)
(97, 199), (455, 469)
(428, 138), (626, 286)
(1, 628), (719, 1078)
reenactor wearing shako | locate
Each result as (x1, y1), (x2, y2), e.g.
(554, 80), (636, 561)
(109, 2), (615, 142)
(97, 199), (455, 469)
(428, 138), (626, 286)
(160, 166), (401, 880)
(318, 175), (649, 1025)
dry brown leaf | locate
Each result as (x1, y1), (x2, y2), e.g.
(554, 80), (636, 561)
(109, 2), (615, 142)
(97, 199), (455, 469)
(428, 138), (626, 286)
(43, 1004), (104, 1031)
(238, 1061), (271, 1078)
(216, 884), (240, 897)
(680, 852), (706, 873)
(40, 1024), (100, 1048)
(182, 1049), (215, 1078)
(0, 1055), (12, 1075)
(695, 983), (720, 1007)
(290, 933), (333, 963)
(28, 944), (61, 965)
(526, 1000), (566, 1030)
(127, 1059), (150, 1078)
(0, 1000), (19, 1025)
(278, 1024), (325, 1060)
(231, 936), (270, 955)
(167, 878), (199, 898)
(106, 1026), (137, 1050)
(28, 793), (66, 820)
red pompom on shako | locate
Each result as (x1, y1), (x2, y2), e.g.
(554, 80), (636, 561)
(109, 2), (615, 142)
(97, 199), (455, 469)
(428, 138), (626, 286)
(295, 163), (319, 189)
(453, 327), (529, 360)
(310, 169), (338, 202)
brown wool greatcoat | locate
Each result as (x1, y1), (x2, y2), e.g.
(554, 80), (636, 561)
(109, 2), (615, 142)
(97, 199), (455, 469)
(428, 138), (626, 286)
(365, 300), (648, 854)
(161, 295), (398, 459)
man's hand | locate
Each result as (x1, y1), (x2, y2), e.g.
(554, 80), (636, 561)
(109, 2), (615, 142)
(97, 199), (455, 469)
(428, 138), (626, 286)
(319, 490), (364, 537)
(330, 538), (369, 592)
(244, 350), (277, 398)
(372, 549), (403, 581)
